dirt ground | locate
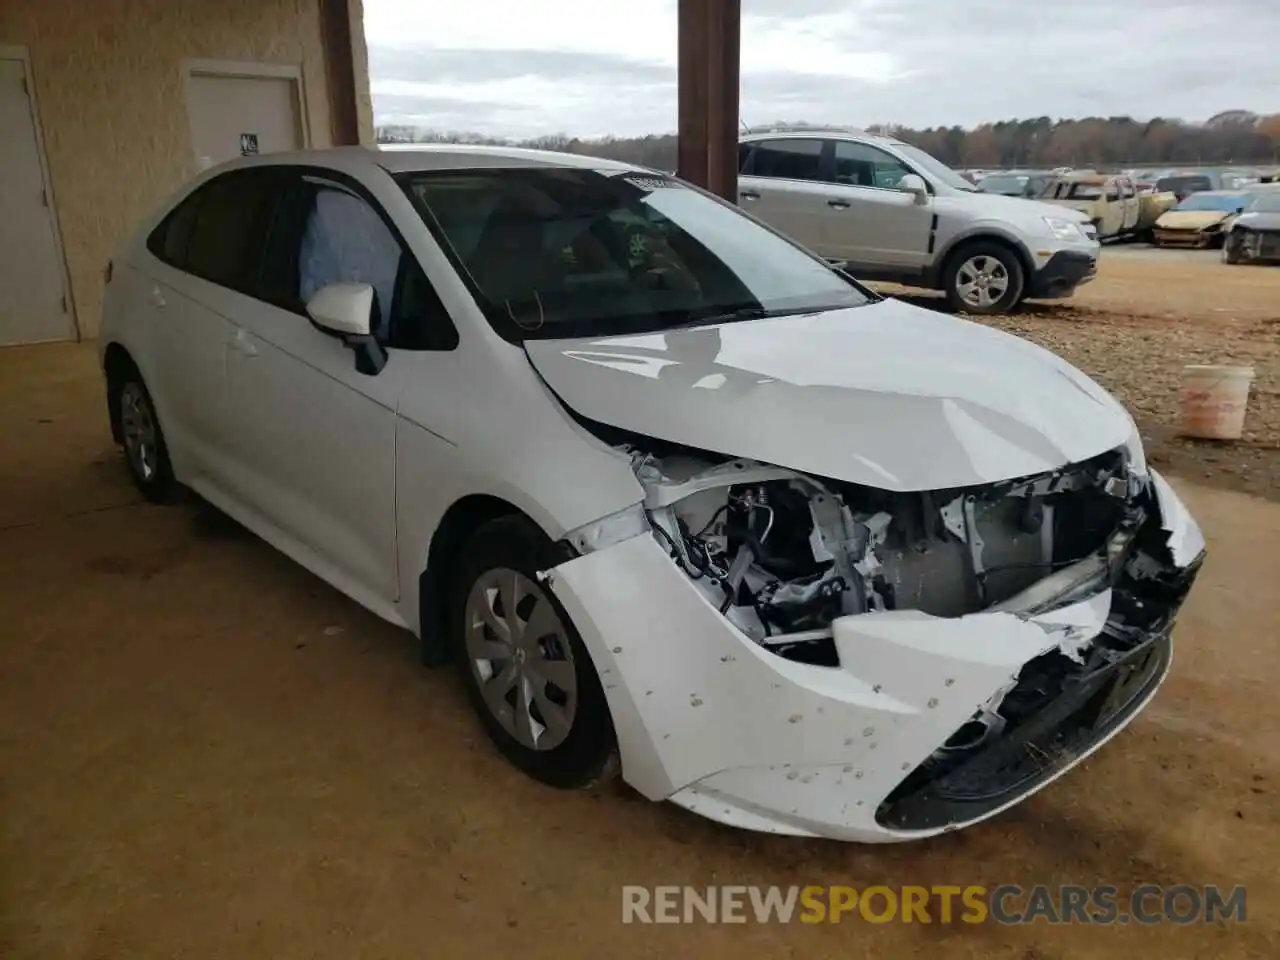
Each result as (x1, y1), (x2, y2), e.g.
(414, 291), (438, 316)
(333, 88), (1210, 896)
(3, 255), (1280, 958)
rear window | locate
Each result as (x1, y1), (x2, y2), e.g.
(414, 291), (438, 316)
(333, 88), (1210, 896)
(1157, 176), (1212, 194)
(183, 172), (281, 289)
(148, 170), (281, 292)
(747, 139), (824, 181)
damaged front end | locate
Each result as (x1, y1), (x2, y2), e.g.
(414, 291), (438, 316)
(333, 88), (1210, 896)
(574, 434), (1203, 834)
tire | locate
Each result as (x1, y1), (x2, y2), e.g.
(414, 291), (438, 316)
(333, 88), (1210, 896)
(107, 367), (177, 503)
(1222, 233), (1242, 264)
(449, 515), (618, 789)
(942, 241), (1025, 315)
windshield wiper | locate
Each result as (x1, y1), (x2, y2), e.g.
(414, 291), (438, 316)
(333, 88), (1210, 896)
(669, 304), (825, 330)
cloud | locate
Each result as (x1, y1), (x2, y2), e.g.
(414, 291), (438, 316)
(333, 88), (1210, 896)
(364, 0), (1280, 137)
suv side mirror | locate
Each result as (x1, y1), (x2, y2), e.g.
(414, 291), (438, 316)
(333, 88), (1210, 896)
(305, 282), (387, 375)
(898, 174), (929, 203)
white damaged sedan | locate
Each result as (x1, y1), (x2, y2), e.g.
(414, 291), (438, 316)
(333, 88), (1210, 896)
(100, 145), (1205, 841)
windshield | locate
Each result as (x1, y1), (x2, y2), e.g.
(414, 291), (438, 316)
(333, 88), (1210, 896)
(891, 143), (978, 192)
(1066, 183), (1106, 200)
(1157, 176), (1212, 194)
(978, 175), (1028, 194)
(1176, 193), (1247, 212)
(1247, 193), (1280, 213)
(399, 168), (873, 341)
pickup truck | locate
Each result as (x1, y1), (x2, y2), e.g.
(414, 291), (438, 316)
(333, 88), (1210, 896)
(1037, 173), (1175, 241)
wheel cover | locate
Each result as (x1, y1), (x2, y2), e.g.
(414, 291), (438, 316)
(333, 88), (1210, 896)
(464, 568), (578, 751)
(120, 382), (158, 482)
(955, 255), (1010, 308)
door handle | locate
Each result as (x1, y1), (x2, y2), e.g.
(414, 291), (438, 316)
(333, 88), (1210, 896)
(149, 286), (166, 308)
(827, 199), (851, 210)
(230, 330), (258, 358)
(739, 190), (760, 201)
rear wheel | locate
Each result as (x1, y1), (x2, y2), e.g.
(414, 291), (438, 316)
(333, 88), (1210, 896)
(449, 515), (617, 789)
(943, 242), (1025, 315)
(108, 368), (177, 503)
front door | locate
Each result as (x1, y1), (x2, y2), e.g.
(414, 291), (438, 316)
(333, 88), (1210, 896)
(1116, 177), (1141, 232)
(823, 140), (933, 271)
(221, 173), (417, 602)
(0, 56), (72, 345)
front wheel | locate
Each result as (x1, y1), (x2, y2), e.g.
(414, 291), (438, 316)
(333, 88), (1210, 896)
(449, 515), (618, 789)
(942, 243), (1025, 315)
(1222, 233), (1242, 264)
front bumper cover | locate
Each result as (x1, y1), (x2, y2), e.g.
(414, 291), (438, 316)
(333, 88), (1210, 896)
(546, 469), (1203, 842)
(1025, 249), (1098, 299)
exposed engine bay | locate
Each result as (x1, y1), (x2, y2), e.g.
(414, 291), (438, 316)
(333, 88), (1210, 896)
(623, 441), (1148, 665)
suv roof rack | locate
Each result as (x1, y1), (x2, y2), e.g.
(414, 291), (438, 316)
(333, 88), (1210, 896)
(740, 123), (878, 138)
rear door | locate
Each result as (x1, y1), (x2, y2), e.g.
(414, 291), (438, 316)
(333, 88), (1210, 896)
(131, 170), (280, 483)
(737, 138), (834, 253)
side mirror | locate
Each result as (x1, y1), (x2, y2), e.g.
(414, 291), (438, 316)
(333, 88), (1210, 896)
(898, 174), (929, 203)
(305, 282), (387, 376)
(307, 281), (374, 337)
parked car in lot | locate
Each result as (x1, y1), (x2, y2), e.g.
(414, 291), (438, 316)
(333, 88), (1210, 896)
(1037, 172), (1175, 241)
(976, 170), (1053, 199)
(1222, 191), (1280, 264)
(100, 145), (1204, 842)
(1154, 173), (1215, 203)
(1153, 191), (1252, 248)
(736, 129), (1099, 314)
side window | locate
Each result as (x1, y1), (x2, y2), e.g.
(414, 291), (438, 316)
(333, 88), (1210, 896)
(183, 171), (281, 290)
(737, 143), (754, 174)
(263, 176), (457, 351)
(749, 139), (823, 181)
(146, 192), (202, 268)
(832, 142), (913, 189)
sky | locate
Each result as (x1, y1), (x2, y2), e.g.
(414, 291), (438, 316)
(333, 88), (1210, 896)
(363, 0), (1280, 139)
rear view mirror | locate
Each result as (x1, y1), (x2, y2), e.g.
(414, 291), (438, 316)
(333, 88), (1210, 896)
(305, 282), (387, 376)
(898, 174), (928, 203)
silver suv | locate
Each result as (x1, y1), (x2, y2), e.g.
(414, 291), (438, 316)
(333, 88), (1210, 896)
(737, 129), (1101, 314)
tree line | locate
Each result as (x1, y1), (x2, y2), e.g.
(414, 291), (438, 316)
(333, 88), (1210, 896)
(377, 111), (1280, 172)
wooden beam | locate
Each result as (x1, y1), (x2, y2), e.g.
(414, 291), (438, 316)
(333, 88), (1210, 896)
(677, 0), (740, 201)
(319, 0), (361, 146)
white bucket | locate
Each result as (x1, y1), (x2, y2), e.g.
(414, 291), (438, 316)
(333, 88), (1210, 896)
(1179, 364), (1255, 440)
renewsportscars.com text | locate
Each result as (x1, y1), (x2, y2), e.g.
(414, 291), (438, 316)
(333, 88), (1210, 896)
(621, 884), (1247, 925)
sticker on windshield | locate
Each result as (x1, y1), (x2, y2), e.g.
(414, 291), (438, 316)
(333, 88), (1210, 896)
(621, 175), (683, 192)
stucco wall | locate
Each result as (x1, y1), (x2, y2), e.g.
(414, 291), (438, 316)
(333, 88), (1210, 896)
(0, 0), (366, 339)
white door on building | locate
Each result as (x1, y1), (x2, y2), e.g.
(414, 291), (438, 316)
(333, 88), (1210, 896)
(0, 57), (73, 346)
(186, 70), (303, 171)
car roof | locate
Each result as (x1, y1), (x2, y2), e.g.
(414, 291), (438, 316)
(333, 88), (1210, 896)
(739, 127), (903, 147)
(207, 144), (644, 176)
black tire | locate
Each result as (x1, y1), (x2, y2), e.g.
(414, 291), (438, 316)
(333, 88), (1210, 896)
(448, 515), (618, 789)
(942, 241), (1025, 315)
(1222, 233), (1242, 265)
(107, 366), (177, 503)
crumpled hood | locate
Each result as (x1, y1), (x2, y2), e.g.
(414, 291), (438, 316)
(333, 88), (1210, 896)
(525, 298), (1136, 491)
(1233, 211), (1280, 232)
(1156, 210), (1232, 230)
(968, 191), (1092, 225)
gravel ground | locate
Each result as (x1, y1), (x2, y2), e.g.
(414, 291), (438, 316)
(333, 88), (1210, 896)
(876, 254), (1280, 502)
